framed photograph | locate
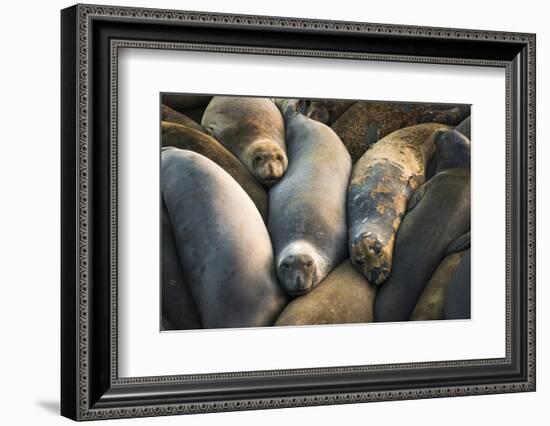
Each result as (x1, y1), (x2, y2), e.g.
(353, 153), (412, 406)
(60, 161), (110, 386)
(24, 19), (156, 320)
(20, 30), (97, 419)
(61, 3), (536, 421)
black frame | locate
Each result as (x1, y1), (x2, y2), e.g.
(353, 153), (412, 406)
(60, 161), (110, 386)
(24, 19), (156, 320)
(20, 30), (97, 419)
(61, 4), (536, 421)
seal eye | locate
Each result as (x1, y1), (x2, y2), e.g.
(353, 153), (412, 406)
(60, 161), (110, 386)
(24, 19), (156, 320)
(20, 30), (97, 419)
(276, 154), (283, 162)
(281, 262), (290, 269)
(254, 155), (262, 162)
(306, 260), (313, 267)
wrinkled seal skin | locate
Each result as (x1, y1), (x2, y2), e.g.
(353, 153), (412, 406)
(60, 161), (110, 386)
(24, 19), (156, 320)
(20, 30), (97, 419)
(202, 96), (287, 187)
(374, 130), (471, 322)
(444, 249), (472, 319)
(161, 148), (287, 328)
(161, 121), (268, 221)
(161, 104), (204, 133)
(269, 99), (351, 296)
(348, 123), (451, 286)
(455, 116), (471, 140)
(331, 102), (452, 163)
(161, 202), (202, 330)
(275, 259), (376, 326)
(306, 100), (356, 125)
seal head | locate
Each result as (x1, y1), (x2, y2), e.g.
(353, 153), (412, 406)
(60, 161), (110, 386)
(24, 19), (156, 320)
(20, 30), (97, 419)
(276, 241), (325, 296)
(245, 140), (288, 187)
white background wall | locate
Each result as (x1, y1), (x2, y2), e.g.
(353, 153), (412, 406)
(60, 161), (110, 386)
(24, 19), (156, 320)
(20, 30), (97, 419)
(0, 0), (546, 424)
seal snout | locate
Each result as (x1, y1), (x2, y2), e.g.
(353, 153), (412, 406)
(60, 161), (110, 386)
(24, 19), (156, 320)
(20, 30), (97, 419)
(350, 234), (390, 286)
(277, 253), (317, 296)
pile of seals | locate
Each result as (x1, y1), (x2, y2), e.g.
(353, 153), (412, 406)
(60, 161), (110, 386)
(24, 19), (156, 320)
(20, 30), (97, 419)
(161, 95), (471, 330)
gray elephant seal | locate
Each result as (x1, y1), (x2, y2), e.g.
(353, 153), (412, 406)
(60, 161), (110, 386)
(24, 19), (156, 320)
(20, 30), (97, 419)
(161, 121), (268, 221)
(201, 96), (287, 187)
(161, 104), (204, 133)
(374, 130), (471, 322)
(348, 123), (450, 286)
(275, 259), (376, 326)
(161, 148), (287, 328)
(306, 100), (355, 125)
(444, 249), (471, 319)
(269, 99), (351, 296)
(161, 202), (202, 330)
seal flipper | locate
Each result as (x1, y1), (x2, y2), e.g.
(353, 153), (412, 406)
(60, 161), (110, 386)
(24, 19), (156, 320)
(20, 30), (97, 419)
(444, 231), (471, 256)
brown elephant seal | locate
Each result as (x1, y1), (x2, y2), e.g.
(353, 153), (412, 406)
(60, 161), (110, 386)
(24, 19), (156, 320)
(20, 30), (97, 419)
(275, 259), (376, 326)
(161, 121), (268, 221)
(161, 104), (204, 133)
(268, 99), (351, 296)
(348, 123), (450, 286)
(161, 148), (287, 328)
(306, 100), (355, 125)
(374, 130), (471, 322)
(444, 249), (471, 319)
(161, 202), (202, 330)
(332, 101), (454, 163)
(455, 116), (471, 140)
(201, 96), (287, 187)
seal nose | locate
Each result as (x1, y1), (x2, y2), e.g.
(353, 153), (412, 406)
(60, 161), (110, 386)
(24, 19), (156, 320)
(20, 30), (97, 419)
(367, 266), (389, 287)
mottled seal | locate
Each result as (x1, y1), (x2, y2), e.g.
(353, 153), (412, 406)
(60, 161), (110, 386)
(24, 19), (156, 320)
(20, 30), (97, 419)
(410, 231), (470, 321)
(268, 99), (351, 296)
(275, 259), (376, 326)
(331, 101), (453, 163)
(444, 249), (472, 319)
(306, 100), (355, 125)
(348, 122), (451, 286)
(161, 121), (268, 221)
(374, 130), (471, 322)
(201, 96), (287, 187)
(455, 116), (471, 140)
(161, 104), (204, 133)
(161, 202), (202, 330)
(161, 148), (287, 328)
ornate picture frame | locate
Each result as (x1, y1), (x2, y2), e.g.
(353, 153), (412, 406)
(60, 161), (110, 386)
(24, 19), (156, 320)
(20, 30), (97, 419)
(61, 4), (536, 421)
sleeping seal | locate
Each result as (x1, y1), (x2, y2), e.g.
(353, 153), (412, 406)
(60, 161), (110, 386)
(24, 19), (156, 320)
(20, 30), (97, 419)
(348, 122), (450, 286)
(269, 99), (351, 296)
(275, 259), (376, 326)
(201, 96), (287, 187)
(161, 148), (287, 328)
(374, 130), (471, 322)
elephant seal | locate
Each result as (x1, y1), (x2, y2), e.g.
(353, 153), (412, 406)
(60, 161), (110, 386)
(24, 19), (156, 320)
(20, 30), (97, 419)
(269, 99), (351, 296)
(348, 122), (451, 286)
(331, 102), (452, 163)
(455, 116), (471, 140)
(420, 105), (470, 126)
(374, 130), (471, 322)
(161, 148), (287, 328)
(201, 96), (287, 187)
(275, 259), (376, 326)
(444, 249), (472, 319)
(161, 104), (204, 133)
(161, 202), (202, 330)
(161, 121), (268, 221)
(306, 100), (355, 125)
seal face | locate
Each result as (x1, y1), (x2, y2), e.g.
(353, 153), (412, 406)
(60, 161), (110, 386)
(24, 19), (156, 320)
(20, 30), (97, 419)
(374, 129), (471, 322)
(161, 121), (269, 221)
(275, 259), (376, 326)
(306, 100), (355, 125)
(161, 148), (287, 328)
(269, 99), (352, 296)
(201, 96), (288, 187)
(348, 123), (451, 286)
